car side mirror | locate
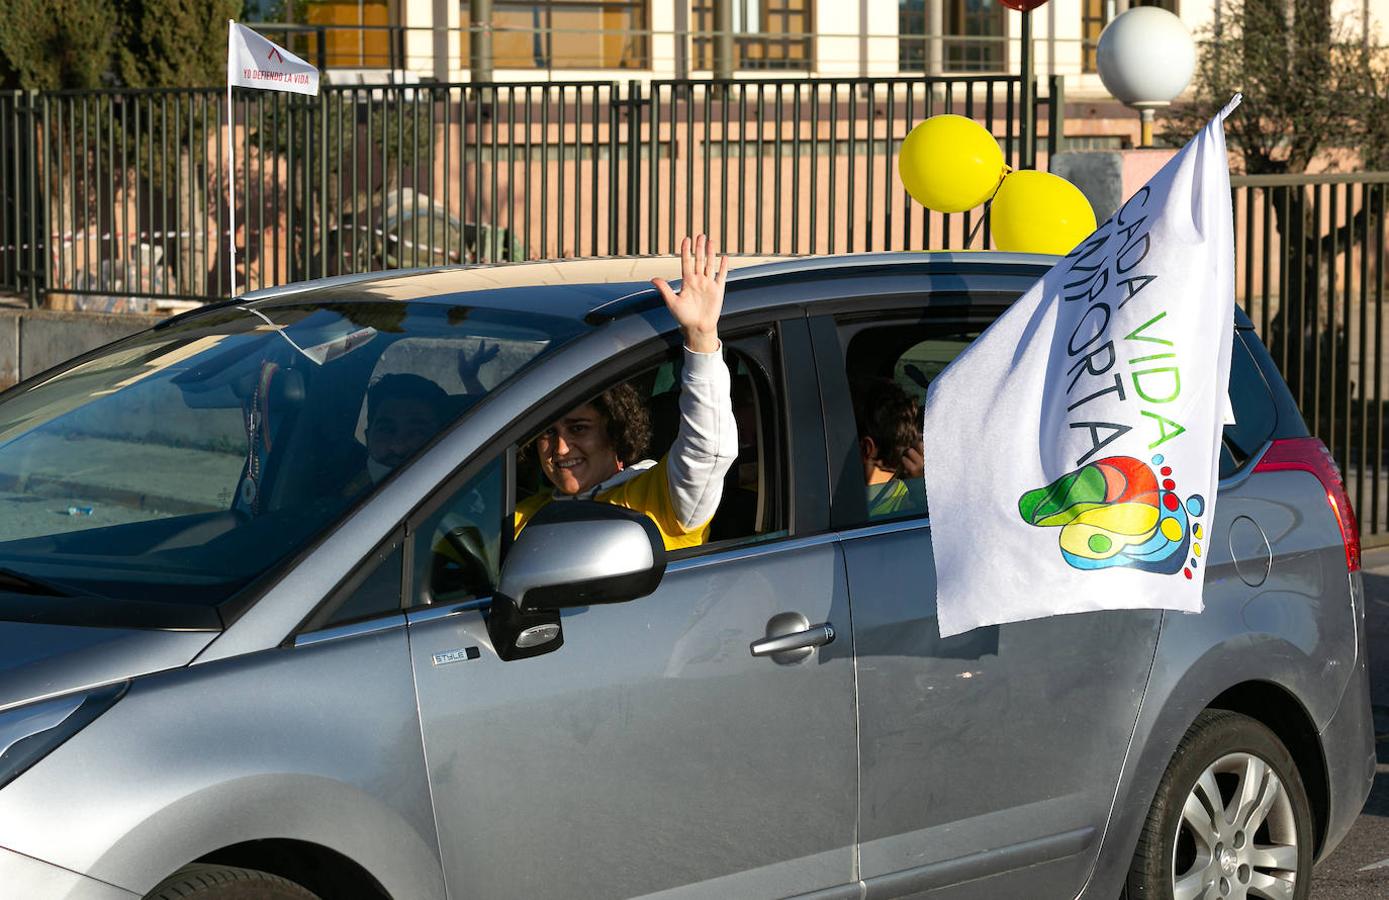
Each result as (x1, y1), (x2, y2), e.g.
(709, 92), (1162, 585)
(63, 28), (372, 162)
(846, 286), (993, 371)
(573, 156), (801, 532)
(486, 500), (667, 660)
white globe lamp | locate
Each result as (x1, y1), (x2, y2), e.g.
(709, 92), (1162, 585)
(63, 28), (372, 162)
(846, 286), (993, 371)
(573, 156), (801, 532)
(1096, 7), (1197, 148)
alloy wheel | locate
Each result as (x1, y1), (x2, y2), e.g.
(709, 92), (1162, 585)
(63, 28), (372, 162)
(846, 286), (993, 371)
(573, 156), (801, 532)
(1171, 751), (1300, 900)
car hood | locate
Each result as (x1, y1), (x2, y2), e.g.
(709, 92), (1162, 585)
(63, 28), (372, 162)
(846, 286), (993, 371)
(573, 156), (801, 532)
(0, 621), (215, 712)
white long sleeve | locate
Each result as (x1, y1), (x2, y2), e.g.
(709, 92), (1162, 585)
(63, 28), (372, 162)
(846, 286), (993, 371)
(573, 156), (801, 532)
(665, 345), (739, 531)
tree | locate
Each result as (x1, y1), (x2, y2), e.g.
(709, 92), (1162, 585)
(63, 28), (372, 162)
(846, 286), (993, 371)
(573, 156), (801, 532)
(1163, 0), (1374, 430)
(115, 0), (244, 89)
(0, 0), (118, 89)
(1163, 0), (1362, 175)
(0, 0), (245, 90)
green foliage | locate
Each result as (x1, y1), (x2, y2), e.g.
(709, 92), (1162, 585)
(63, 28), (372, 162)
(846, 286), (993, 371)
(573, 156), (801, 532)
(1161, 0), (1363, 174)
(0, 0), (118, 89)
(1164, 0), (1381, 437)
(1356, 60), (1389, 170)
(0, 0), (249, 90)
(115, 0), (244, 89)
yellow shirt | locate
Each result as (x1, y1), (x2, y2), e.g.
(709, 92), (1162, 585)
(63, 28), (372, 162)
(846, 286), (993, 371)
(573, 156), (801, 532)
(514, 456), (712, 551)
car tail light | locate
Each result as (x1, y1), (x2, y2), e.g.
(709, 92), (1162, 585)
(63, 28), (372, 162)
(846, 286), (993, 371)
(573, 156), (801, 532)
(1253, 437), (1360, 572)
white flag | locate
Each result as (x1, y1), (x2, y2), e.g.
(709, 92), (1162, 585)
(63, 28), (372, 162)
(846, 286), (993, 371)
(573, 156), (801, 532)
(227, 21), (320, 96)
(922, 97), (1241, 638)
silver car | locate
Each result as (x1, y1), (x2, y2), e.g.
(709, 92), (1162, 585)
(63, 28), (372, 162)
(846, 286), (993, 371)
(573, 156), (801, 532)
(0, 253), (1371, 900)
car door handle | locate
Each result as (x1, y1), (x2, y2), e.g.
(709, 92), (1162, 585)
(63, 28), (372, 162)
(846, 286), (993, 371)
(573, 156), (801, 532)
(750, 623), (835, 658)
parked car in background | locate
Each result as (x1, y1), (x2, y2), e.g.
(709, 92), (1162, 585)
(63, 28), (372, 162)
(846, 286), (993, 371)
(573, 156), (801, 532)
(0, 253), (1371, 900)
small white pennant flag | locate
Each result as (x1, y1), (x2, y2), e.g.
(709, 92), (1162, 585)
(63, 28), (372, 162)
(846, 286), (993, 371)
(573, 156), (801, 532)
(227, 21), (320, 96)
(922, 95), (1242, 638)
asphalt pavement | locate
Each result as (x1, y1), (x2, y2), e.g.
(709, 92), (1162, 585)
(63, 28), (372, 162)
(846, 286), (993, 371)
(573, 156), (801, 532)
(1309, 546), (1389, 898)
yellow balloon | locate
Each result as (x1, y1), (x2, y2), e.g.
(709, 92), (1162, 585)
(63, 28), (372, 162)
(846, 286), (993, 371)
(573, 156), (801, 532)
(898, 115), (1005, 214)
(989, 170), (1098, 255)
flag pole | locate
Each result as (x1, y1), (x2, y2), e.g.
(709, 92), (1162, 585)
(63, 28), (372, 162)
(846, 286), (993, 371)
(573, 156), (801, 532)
(225, 20), (320, 300)
(226, 20), (237, 299)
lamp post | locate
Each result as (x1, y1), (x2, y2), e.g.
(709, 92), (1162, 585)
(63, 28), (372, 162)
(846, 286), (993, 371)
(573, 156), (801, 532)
(1000, 0), (1050, 170)
(1095, 7), (1196, 148)
(1021, 11), (1034, 169)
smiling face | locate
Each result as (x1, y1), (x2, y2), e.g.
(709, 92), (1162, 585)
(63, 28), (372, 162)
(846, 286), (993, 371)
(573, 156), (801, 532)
(535, 403), (623, 495)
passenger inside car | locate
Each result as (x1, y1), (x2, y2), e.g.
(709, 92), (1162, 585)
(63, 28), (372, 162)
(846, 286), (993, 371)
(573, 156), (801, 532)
(514, 234), (738, 551)
(332, 372), (454, 499)
(850, 376), (926, 519)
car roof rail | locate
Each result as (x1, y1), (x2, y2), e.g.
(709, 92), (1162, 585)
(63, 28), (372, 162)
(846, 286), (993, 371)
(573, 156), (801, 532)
(583, 250), (1060, 325)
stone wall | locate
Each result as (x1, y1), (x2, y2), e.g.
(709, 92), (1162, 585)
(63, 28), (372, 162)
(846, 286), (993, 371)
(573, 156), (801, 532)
(0, 308), (162, 390)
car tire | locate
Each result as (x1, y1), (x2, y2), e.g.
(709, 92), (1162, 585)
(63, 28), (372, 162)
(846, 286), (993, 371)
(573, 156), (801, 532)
(1125, 709), (1314, 900)
(145, 864), (322, 900)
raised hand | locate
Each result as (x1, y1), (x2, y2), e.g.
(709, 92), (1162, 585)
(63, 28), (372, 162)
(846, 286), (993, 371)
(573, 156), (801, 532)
(900, 446), (925, 480)
(651, 234), (729, 354)
(458, 339), (500, 393)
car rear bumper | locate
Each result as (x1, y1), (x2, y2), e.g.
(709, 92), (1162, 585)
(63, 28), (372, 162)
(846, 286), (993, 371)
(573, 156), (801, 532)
(0, 845), (138, 899)
(1316, 575), (1376, 861)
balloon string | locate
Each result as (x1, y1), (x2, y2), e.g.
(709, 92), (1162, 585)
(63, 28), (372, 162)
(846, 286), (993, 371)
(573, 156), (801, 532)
(965, 201), (991, 249)
(965, 166), (1011, 250)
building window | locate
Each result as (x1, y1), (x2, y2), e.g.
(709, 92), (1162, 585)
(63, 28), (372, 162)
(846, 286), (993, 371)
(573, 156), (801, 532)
(899, 0), (929, 71)
(946, 0), (1004, 72)
(899, 0), (1005, 73)
(1081, 0), (1107, 73)
(300, 0), (395, 69)
(461, 0), (650, 69)
(692, 0), (814, 71)
(1083, 0), (1177, 73)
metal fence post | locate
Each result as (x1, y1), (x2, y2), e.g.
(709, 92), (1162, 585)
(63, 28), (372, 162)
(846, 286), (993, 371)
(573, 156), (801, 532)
(0, 93), (12, 296)
(1019, 11), (1035, 170)
(25, 91), (43, 308)
(1048, 75), (1065, 160)
(608, 85), (620, 254)
(626, 80), (642, 255)
(319, 88), (330, 279)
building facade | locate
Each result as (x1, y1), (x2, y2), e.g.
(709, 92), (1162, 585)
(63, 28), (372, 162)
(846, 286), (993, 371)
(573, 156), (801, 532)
(277, 0), (1385, 92)
(250, 0), (1387, 149)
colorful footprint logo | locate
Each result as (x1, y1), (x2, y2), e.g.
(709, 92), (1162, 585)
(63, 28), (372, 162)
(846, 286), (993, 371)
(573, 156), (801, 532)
(1018, 455), (1205, 579)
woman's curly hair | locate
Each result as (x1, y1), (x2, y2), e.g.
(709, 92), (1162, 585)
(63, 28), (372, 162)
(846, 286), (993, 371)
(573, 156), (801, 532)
(524, 382), (652, 466)
(590, 383), (652, 466)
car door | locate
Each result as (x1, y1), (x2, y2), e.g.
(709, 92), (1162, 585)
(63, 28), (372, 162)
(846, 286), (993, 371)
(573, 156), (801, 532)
(405, 320), (861, 899)
(811, 310), (1163, 898)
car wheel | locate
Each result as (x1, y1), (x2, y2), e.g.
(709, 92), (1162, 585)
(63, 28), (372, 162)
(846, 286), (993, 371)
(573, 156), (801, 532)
(1126, 709), (1313, 900)
(145, 864), (322, 900)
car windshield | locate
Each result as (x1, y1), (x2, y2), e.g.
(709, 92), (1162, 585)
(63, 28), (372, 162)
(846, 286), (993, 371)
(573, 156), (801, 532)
(0, 297), (583, 623)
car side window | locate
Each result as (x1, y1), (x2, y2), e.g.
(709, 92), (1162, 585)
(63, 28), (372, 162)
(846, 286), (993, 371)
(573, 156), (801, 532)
(1221, 335), (1278, 478)
(837, 320), (982, 528)
(309, 452), (506, 628)
(513, 334), (788, 560)
(311, 536), (405, 630)
(832, 320), (1269, 529)
(316, 330), (791, 624)
(409, 456), (505, 607)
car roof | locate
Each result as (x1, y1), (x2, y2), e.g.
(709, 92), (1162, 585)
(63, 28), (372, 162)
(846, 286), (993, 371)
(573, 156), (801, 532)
(231, 251), (1064, 324)
(177, 251), (1259, 334)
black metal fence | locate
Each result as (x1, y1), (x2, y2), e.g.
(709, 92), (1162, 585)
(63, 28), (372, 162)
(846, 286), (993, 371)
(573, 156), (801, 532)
(0, 74), (1063, 312)
(14, 77), (1389, 541)
(1231, 172), (1389, 544)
